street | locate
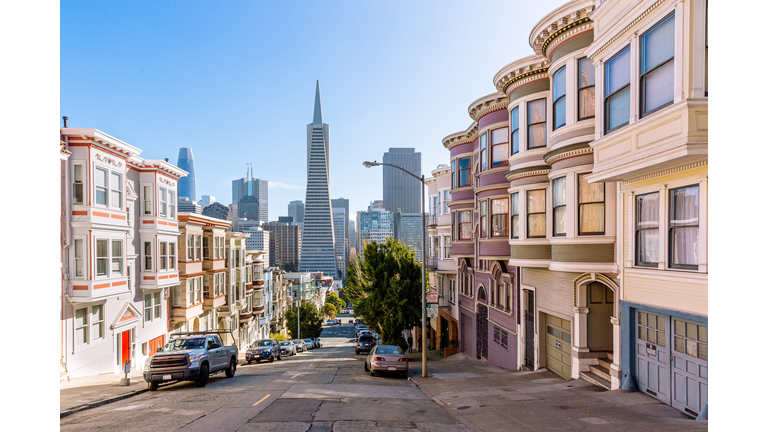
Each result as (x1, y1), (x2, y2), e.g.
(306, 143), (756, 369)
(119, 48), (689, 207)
(60, 318), (469, 432)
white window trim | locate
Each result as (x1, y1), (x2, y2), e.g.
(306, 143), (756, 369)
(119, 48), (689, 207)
(72, 236), (87, 280)
(159, 186), (168, 217)
(142, 183), (153, 216)
(73, 303), (107, 352)
(94, 236), (124, 279)
(71, 160), (87, 205)
(94, 165), (109, 208)
(143, 240), (154, 272)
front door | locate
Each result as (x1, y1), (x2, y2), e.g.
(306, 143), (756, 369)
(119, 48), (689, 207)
(635, 311), (670, 404)
(476, 304), (488, 360)
(524, 290), (535, 368)
(670, 319), (708, 417)
(120, 330), (131, 369)
(545, 314), (572, 380)
(440, 317), (449, 349)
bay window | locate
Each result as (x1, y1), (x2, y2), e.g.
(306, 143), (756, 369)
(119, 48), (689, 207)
(73, 164), (84, 204)
(96, 239), (108, 276)
(480, 133), (487, 171)
(491, 127), (509, 167)
(511, 107), (520, 155)
(95, 167), (108, 206)
(459, 211), (472, 240)
(160, 242), (168, 270)
(218, 237), (224, 259)
(187, 235), (194, 260)
(111, 240), (123, 275)
(196, 235), (202, 260)
(144, 241), (152, 271)
(451, 160), (456, 188)
(187, 280), (194, 306)
(578, 58), (596, 119)
(635, 192), (660, 267)
(443, 190), (450, 213)
(553, 177), (566, 236)
(458, 157), (470, 187)
(491, 198), (508, 238)
(641, 13), (675, 117)
(480, 201), (487, 238)
(74, 239), (85, 278)
(170, 243), (176, 269)
(195, 278), (202, 303)
(169, 191), (176, 218)
(527, 190), (546, 238)
(444, 236), (451, 258)
(605, 46), (631, 133)
(527, 99), (547, 149)
(553, 66), (566, 130)
(510, 193), (520, 239)
(143, 185), (152, 215)
(669, 185), (699, 269)
(159, 187), (167, 216)
(578, 174), (605, 235)
(110, 172), (122, 209)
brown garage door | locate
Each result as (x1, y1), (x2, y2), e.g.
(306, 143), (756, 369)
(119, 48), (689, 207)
(545, 314), (572, 380)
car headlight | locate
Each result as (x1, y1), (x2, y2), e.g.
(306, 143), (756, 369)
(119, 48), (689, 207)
(145, 358), (151, 367)
(189, 354), (202, 363)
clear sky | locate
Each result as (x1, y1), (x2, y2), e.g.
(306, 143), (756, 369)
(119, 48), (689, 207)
(61, 0), (564, 221)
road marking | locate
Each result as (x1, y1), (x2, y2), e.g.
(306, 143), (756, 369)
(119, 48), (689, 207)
(252, 394), (271, 407)
(291, 374), (300, 379)
(309, 363), (314, 367)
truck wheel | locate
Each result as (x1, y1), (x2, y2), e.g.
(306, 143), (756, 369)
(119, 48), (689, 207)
(226, 359), (236, 378)
(247, 360), (251, 365)
(148, 381), (159, 391)
(196, 364), (209, 387)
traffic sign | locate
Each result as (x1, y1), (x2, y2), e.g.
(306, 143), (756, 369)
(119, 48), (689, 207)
(427, 291), (438, 304)
(426, 304), (438, 318)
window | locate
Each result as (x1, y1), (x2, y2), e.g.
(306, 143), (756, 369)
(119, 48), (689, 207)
(203, 237), (210, 259)
(641, 13), (675, 117)
(96, 239), (108, 276)
(159, 242), (168, 270)
(527, 99), (547, 149)
(187, 280), (194, 306)
(673, 319), (707, 360)
(111, 240), (123, 275)
(480, 133), (487, 171)
(605, 46), (631, 133)
(451, 160), (456, 189)
(196, 236), (202, 260)
(553, 66), (566, 130)
(480, 201), (487, 238)
(493, 325), (508, 348)
(169, 191), (176, 218)
(527, 190), (546, 238)
(169, 243), (176, 269)
(204, 276), (211, 298)
(459, 211), (472, 240)
(143, 185), (152, 215)
(491, 198), (508, 238)
(578, 58), (596, 120)
(443, 190), (450, 213)
(187, 235), (194, 261)
(458, 157), (470, 187)
(144, 241), (152, 271)
(491, 128), (509, 167)
(73, 164), (84, 204)
(578, 174), (605, 235)
(95, 167), (108, 206)
(195, 278), (202, 303)
(159, 187), (167, 216)
(144, 293), (152, 322)
(669, 185), (699, 269)
(75, 308), (88, 345)
(637, 311), (667, 349)
(553, 177), (566, 236)
(218, 237), (224, 259)
(636, 192), (660, 267)
(510, 193), (520, 239)
(510, 107), (520, 155)
(173, 285), (182, 307)
(444, 236), (451, 258)
(110, 172), (122, 209)
(74, 239), (85, 278)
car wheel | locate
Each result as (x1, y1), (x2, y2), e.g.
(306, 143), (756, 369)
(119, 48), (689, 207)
(355, 350), (359, 355)
(370, 369), (376, 377)
(148, 381), (159, 391)
(364, 362), (369, 372)
(269, 355), (275, 363)
(196, 364), (209, 387)
(226, 359), (236, 378)
(247, 360), (251, 365)
(256, 359), (261, 363)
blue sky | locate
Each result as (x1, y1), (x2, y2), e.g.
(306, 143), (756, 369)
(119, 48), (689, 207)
(61, 0), (564, 221)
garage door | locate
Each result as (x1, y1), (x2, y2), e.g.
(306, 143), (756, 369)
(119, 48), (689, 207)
(545, 314), (572, 380)
(671, 319), (707, 417)
(636, 310), (670, 404)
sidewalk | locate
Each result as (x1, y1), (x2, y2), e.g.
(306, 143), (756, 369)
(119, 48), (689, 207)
(408, 353), (707, 431)
(60, 370), (147, 417)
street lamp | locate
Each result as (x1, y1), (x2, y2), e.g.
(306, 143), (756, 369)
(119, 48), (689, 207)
(363, 160), (428, 378)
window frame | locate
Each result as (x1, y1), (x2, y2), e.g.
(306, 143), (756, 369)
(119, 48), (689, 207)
(159, 187), (168, 217)
(490, 127), (509, 168)
(458, 210), (472, 241)
(143, 241), (153, 272)
(552, 177), (567, 237)
(169, 190), (176, 218)
(159, 241), (168, 270)
(553, 66), (567, 130)
(110, 171), (123, 210)
(490, 198), (508, 238)
(95, 239), (109, 277)
(510, 192), (520, 239)
(527, 98), (547, 149)
(635, 192), (660, 268)
(526, 189), (547, 239)
(94, 166), (108, 207)
(668, 184), (700, 271)
(604, 46), (631, 134)
(457, 157), (471, 188)
(451, 160), (456, 189)
(640, 12), (676, 118)
(74, 238), (86, 279)
(479, 201), (487, 238)
(143, 185), (153, 216)
(75, 303), (106, 347)
(510, 106), (520, 155)
(111, 239), (123, 276)
(72, 162), (85, 205)
(91, 304), (104, 342)
(578, 57), (596, 120)
(480, 133), (487, 171)
(578, 174), (605, 236)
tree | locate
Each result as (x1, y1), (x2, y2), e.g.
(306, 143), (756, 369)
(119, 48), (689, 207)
(337, 288), (351, 309)
(285, 300), (323, 339)
(326, 293), (347, 314)
(322, 303), (337, 319)
(346, 237), (421, 350)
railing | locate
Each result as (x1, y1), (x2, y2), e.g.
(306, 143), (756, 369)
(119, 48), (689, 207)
(426, 215), (438, 227)
(426, 256), (438, 269)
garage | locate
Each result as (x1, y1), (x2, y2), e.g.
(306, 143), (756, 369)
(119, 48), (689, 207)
(544, 314), (572, 380)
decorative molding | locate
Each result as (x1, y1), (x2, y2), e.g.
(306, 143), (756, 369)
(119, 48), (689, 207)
(159, 177), (176, 188)
(501, 69), (549, 95)
(443, 124), (479, 149)
(469, 96), (509, 122)
(610, 316), (620, 326)
(544, 147), (594, 165)
(621, 159), (708, 186)
(541, 19), (593, 58)
(95, 153), (123, 168)
(590, 0), (668, 59)
(506, 168), (552, 182)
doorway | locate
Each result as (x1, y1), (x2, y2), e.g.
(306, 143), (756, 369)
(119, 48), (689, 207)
(476, 304), (488, 360)
(524, 290), (535, 368)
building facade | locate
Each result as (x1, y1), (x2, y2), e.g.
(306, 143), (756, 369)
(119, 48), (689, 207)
(177, 147), (197, 202)
(394, 210), (424, 261)
(332, 207), (347, 280)
(232, 167), (268, 222)
(202, 201), (230, 221)
(383, 147), (422, 214)
(288, 200), (305, 225)
(357, 205), (394, 249)
(200, 195), (215, 208)
(262, 220), (302, 271)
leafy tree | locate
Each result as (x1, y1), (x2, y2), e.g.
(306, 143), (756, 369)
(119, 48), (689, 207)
(269, 332), (287, 342)
(346, 237), (421, 351)
(285, 300), (323, 339)
(326, 293), (347, 314)
(322, 303), (337, 319)
(337, 288), (351, 308)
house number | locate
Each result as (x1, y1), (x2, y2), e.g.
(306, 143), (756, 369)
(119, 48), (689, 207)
(646, 343), (656, 356)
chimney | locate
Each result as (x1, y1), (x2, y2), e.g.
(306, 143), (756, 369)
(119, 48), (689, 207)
(165, 158), (169, 162)
(62, 116), (68, 128)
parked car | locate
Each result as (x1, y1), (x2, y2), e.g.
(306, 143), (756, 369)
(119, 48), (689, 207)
(246, 339), (282, 364)
(279, 340), (297, 356)
(310, 337), (321, 348)
(364, 345), (408, 377)
(303, 338), (315, 350)
(327, 320), (336, 326)
(315, 337), (324, 347)
(144, 331), (238, 391)
(292, 339), (307, 352)
(356, 334), (376, 355)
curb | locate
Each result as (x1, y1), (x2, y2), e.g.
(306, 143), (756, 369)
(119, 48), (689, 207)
(60, 387), (148, 419)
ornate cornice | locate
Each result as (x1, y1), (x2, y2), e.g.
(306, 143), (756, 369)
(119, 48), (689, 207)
(544, 146), (594, 165)
(530, 1), (596, 58)
(499, 65), (550, 95)
(505, 168), (552, 182)
(469, 94), (509, 122)
(621, 159), (708, 186)
(541, 19), (594, 59)
(443, 123), (479, 149)
(590, 0), (667, 59)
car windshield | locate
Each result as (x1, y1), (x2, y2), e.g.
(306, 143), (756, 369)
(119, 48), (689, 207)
(164, 337), (206, 350)
(375, 346), (403, 355)
(280, 341), (292, 346)
(292, 340), (301, 344)
(359, 337), (374, 342)
(252, 340), (273, 347)
(304, 339), (312, 343)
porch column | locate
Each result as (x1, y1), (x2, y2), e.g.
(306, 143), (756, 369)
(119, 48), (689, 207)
(610, 315), (621, 389)
(572, 306), (590, 378)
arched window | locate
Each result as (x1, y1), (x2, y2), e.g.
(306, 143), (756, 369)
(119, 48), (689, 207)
(478, 286), (487, 302)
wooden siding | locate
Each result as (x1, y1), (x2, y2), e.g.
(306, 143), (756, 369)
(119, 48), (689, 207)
(551, 243), (614, 263)
(510, 244), (551, 260)
(624, 275), (707, 316)
(522, 268), (581, 319)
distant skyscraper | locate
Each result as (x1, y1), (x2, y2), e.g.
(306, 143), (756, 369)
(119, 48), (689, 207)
(383, 148), (422, 214)
(288, 200), (305, 224)
(332, 207), (347, 280)
(232, 166), (268, 222)
(200, 195), (215, 208)
(299, 81), (336, 275)
(394, 210), (424, 260)
(263, 220), (302, 272)
(348, 220), (357, 251)
(357, 204), (394, 248)
(202, 202), (230, 221)
(178, 197), (201, 214)
(331, 197), (350, 271)
(177, 148), (197, 202)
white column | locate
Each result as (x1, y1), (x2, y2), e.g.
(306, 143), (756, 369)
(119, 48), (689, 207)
(629, 33), (640, 125)
(594, 59), (604, 139)
(566, 172), (576, 239)
(698, 176), (708, 273)
(566, 57), (577, 126)
(691, 0), (707, 98)
(674, 0), (686, 102)
(610, 315), (621, 389)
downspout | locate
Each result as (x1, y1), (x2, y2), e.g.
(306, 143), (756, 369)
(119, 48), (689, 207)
(61, 133), (71, 378)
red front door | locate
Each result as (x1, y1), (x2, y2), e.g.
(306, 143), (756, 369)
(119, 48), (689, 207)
(121, 330), (130, 367)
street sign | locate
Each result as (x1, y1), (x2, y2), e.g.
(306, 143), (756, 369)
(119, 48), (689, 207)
(427, 291), (438, 304)
(426, 304), (438, 318)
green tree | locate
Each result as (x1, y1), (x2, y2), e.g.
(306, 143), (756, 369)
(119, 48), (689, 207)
(322, 303), (337, 319)
(346, 237), (421, 350)
(285, 300), (323, 339)
(269, 332), (287, 342)
(337, 288), (351, 309)
(326, 293), (347, 314)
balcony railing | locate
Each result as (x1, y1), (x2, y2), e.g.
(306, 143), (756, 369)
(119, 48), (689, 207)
(426, 215), (438, 227)
(426, 256), (438, 269)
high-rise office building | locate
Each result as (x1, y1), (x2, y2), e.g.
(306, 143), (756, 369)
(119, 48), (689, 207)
(348, 220), (357, 251)
(202, 202), (230, 221)
(232, 167), (268, 222)
(383, 148), (422, 214)
(177, 147), (197, 202)
(200, 195), (215, 208)
(288, 200), (305, 225)
(299, 81), (336, 275)
(357, 202), (394, 249)
(263, 220), (302, 272)
(332, 207), (347, 280)
(331, 197), (350, 272)
(178, 197), (201, 214)
(394, 210), (424, 261)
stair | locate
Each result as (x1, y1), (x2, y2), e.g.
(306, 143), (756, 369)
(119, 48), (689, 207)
(588, 363), (611, 382)
(580, 371), (611, 390)
(579, 351), (613, 390)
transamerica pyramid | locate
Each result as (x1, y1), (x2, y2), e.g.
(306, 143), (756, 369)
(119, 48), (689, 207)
(299, 81), (337, 276)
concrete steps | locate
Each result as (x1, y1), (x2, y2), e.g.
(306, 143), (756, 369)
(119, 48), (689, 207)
(579, 351), (613, 390)
(580, 370), (611, 390)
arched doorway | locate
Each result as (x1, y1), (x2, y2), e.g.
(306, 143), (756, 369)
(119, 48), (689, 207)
(476, 286), (488, 361)
(193, 317), (200, 332)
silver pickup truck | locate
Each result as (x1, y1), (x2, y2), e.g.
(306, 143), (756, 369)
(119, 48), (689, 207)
(143, 331), (238, 391)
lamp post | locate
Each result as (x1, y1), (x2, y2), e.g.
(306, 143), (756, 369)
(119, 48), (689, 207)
(363, 160), (428, 378)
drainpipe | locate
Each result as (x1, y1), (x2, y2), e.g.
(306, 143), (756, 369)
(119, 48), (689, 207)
(61, 132), (71, 378)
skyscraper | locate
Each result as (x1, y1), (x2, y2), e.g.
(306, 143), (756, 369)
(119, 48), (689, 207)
(231, 166), (268, 222)
(299, 81), (336, 275)
(332, 207), (347, 280)
(288, 200), (305, 225)
(383, 148), (422, 214)
(394, 209), (424, 260)
(177, 147), (197, 202)
(357, 203), (394, 248)
(331, 197), (350, 271)
(200, 195), (215, 208)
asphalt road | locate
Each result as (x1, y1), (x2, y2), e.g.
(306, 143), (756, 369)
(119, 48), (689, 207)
(60, 316), (469, 431)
